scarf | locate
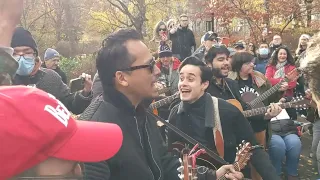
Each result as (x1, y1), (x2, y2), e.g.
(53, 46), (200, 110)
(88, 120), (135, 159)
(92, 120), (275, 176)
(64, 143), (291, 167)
(274, 61), (287, 79)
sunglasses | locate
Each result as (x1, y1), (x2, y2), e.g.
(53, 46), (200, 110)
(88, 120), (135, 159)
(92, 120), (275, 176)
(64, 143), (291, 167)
(118, 58), (156, 73)
(158, 28), (167, 32)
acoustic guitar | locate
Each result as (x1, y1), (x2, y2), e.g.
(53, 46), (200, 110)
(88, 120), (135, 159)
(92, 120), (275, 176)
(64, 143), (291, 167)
(152, 87), (171, 116)
(242, 97), (310, 118)
(243, 68), (300, 109)
(149, 92), (179, 126)
(177, 141), (254, 180)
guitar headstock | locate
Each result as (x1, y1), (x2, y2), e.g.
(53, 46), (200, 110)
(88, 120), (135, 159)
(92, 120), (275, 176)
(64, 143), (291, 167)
(290, 96), (311, 110)
(234, 141), (252, 171)
(177, 155), (194, 180)
(285, 68), (300, 82)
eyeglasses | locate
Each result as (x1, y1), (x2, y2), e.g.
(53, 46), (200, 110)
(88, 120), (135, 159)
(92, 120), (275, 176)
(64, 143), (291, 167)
(118, 58), (156, 73)
(13, 53), (36, 61)
(158, 28), (167, 32)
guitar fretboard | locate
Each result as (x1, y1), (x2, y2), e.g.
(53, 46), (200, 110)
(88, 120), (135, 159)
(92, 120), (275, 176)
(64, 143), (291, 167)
(249, 78), (287, 107)
(244, 101), (294, 117)
(149, 94), (177, 110)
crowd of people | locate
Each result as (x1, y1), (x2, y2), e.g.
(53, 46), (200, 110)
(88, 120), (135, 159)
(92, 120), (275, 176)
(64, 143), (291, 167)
(1, 1), (320, 180)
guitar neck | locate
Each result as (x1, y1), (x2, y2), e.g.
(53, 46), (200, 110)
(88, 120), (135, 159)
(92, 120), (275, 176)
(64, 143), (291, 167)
(158, 87), (170, 95)
(249, 78), (287, 107)
(149, 94), (176, 110)
(243, 101), (293, 118)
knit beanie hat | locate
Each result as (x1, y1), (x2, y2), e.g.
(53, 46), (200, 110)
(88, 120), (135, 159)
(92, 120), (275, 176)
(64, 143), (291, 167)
(11, 27), (38, 56)
(158, 44), (172, 58)
(44, 48), (60, 61)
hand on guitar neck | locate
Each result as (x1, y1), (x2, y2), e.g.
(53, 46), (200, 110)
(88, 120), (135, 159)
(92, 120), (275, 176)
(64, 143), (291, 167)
(216, 165), (244, 180)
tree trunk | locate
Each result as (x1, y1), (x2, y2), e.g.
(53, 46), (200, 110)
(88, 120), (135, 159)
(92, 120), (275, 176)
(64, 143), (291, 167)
(306, 0), (313, 27)
(62, 0), (77, 57)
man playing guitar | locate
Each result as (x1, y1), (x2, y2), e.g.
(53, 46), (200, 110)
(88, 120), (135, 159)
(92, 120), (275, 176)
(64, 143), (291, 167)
(168, 56), (280, 180)
(81, 29), (243, 180)
(204, 45), (282, 179)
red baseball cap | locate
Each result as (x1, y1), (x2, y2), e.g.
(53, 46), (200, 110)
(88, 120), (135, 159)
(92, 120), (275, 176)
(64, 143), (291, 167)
(0, 86), (123, 179)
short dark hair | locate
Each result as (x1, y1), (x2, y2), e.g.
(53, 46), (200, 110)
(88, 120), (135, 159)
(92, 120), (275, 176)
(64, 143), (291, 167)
(179, 56), (213, 83)
(96, 28), (142, 87)
(231, 52), (255, 72)
(259, 42), (269, 47)
(204, 46), (230, 64)
(269, 46), (295, 66)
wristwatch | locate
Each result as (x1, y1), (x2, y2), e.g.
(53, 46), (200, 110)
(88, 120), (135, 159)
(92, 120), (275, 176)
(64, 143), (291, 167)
(0, 47), (18, 77)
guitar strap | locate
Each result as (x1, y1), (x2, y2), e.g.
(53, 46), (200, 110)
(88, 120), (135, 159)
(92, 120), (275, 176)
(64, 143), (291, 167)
(212, 96), (225, 158)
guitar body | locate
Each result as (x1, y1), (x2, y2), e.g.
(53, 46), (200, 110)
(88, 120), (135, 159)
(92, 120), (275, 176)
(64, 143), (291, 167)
(170, 142), (221, 170)
(226, 99), (244, 111)
(241, 92), (265, 109)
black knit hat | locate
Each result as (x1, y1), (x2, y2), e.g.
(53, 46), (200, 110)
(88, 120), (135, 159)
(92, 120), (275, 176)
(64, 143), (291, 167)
(158, 43), (172, 58)
(11, 27), (38, 56)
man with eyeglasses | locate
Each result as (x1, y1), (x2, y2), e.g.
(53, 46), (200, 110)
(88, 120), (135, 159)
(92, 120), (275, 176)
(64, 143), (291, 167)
(80, 28), (245, 180)
(170, 14), (196, 61)
(10, 27), (93, 115)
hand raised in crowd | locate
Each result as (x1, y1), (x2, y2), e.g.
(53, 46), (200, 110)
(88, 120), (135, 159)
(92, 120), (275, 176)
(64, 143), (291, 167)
(0, 0), (24, 47)
(305, 89), (312, 99)
(265, 103), (282, 119)
(279, 82), (289, 91)
(81, 73), (93, 95)
(216, 165), (244, 180)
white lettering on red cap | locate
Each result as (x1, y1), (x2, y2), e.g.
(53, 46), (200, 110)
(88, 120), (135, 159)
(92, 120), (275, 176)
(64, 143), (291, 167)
(44, 93), (71, 127)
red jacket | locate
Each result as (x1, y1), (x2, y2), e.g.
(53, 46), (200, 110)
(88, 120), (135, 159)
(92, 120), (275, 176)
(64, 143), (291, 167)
(156, 57), (181, 70)
(265, 64), (297, 97)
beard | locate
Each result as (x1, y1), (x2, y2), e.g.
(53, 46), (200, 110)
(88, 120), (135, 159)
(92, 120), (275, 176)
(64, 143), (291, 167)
(212, 67), (227, 78)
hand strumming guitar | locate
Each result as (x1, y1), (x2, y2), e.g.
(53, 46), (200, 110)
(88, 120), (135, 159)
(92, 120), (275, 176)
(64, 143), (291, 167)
(279, 82), (289, 91)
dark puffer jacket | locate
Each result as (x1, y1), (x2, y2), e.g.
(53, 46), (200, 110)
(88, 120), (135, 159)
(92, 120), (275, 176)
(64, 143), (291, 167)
(13, 68), (92, 114)
(170, 27), (196, 61)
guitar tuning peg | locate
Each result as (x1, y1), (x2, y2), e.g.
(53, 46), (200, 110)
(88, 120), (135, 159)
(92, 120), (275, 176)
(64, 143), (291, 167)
(179, 158), (182, 163)
(177, 166), (183, 172)
(242, 140), (245, 144)
(236, 147), (239, 151)
(178, 174), (184, 179)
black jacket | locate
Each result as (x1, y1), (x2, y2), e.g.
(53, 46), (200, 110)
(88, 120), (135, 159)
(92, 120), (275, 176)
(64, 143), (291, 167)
(168, 93), (280, 180)
(206, 78), (266, 133)
(80, 87), (220, 180)
(53, 67), (67, 84)
(170, 27), (196, 61)
(41, 64), (67, 84)
(13, 68), (92, 114)
(80, 87), (180, 180)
